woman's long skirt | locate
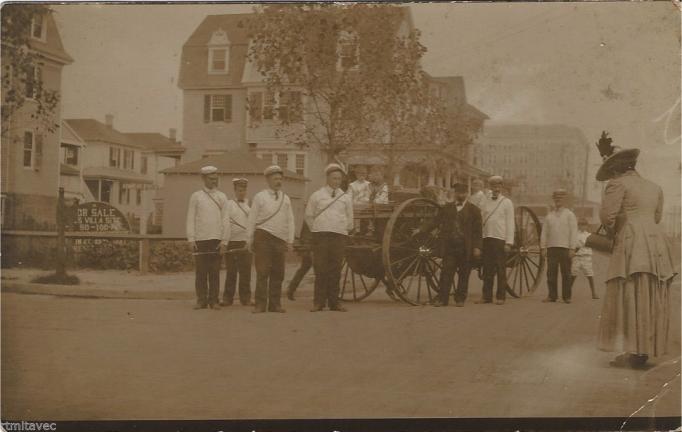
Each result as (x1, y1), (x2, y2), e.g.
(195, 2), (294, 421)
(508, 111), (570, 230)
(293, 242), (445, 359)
(598, 272), (672, 357)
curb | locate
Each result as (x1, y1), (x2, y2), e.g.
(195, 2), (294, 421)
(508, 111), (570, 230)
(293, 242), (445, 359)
(1, 281), (194, 300)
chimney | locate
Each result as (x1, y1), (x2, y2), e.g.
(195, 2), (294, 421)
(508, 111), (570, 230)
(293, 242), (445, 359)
(169, 128), (177, 142)
(105, 114), (114, 128)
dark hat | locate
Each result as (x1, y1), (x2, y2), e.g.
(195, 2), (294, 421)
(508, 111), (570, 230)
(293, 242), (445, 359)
(594, 131), (640, 181)
(452, 183), (468, 192)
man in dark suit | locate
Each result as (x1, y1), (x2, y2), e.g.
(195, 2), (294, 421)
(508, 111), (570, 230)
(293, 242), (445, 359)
(417, 183), (482, 307)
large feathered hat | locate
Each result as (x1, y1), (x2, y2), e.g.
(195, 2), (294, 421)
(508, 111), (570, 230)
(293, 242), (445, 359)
(595, 131), (639, 181)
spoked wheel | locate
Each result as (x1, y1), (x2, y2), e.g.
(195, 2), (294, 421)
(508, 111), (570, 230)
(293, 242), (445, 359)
(505, 205), (545, 298)
(382, 198), (442, 305)
(338, 257), (382, 302)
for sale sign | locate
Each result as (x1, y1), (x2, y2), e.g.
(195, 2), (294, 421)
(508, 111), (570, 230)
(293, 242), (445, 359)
(67, 202), (130, 233)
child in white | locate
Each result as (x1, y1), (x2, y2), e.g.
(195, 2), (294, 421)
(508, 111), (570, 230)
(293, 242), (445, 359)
(570, 218), (598, 299)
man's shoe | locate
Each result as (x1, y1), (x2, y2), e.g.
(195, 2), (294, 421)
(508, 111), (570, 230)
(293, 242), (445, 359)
(432, 300), (445, 307)
(286, 290), (296, 301)
(310, 306), (324, 312)
(563, 299), (572, 304)
(239, 300), (250, 306)
(252, 306), (266, 314)
(542, 297), (556, 303)
(209, 303), (222, 310)
(495, 299), (505, 305)
(269, 306), (286, 313)
(220, 301), (233, 307)
(329, 305), (348, 312)
(592, 295), (600, 300)
(455, 302), (464, 307)
(474, 299), (492, 304)
(193, 303), (207, 310)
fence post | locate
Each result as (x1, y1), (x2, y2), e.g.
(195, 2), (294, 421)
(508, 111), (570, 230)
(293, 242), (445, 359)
(56, 188), (66, 278)
(139, 238), (150, 274)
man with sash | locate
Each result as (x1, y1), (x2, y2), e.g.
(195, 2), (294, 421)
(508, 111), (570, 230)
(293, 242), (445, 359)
(477, 175), (514, 305)
(246, 165), (295, 313)
(305, 163), (354, 312)
(221, 178), (253, 306)
(186, 165), (230, 310)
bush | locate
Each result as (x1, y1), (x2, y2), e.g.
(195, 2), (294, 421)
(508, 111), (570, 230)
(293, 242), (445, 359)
(149, 241), (194, 273)
(75, 239), (138, 270)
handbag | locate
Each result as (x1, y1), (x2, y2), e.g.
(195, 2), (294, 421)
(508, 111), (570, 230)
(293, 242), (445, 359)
(585, 225), (614, 253)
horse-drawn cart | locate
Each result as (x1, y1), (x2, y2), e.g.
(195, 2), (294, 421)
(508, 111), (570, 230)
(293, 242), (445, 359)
(336, 195), (546, 305)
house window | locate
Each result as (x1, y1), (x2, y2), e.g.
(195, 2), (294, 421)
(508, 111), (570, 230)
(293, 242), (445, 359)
(31, 14), (47, 41)
(263, 91), (276, 120)
(337, 31), (359, 70)
(109, 146), (121, 168)
(276, 153), (288, 170)
(250, 90), (302, 123)
(101, 180), (113, 204)
(203, 94), (232, 123)
(136, 189), (142, 205)
(64, 145), (78, 165)
(260, 153), (273, 165)
(278, 91), (303, 123)
(122, 149), (135, 170)
(23, 131), (34, 167)
(25, 66), (40, 99)
(295, 154), (305, 176)
(141, 156), (148, 174)
(208, 47), (228, 74)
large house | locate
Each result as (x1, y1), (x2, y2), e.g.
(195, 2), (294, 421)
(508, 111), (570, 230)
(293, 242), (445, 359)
(1, 9), (73, 230)
(177, 8), (488, 201)
(65, 116), (184, 232)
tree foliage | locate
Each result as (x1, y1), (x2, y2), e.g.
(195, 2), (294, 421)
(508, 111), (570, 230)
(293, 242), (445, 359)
(1, 4), (60, 138)
(245, 4), (449, 166)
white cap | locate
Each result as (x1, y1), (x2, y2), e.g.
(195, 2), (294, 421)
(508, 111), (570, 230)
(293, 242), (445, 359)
(200, 165), (218, 175)
(488, 175), (503, 184)
(264, 165), (283, 176)
(232, 177), (248, 184)
(325, 163), (345, 175)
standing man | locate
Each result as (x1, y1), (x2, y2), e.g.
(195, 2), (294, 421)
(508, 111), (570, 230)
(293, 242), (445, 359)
(221, 178), (253, 307)
(349, 165), (370, 205)
(186, 165), (230, 310)
(477, 175), (514, 305)
(306, 164), (354, 312)
(469, 178), (487, 209)
(246, 165), (295, 313)
(540, 189), (578, 304)
(450, 183), (482, 306)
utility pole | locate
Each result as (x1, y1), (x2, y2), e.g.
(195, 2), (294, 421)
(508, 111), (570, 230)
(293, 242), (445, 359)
(56, 187), (66, 278)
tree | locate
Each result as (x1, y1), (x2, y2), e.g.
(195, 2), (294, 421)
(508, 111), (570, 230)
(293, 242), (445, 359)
(245, 4), (445, 176)
(1, 4), (60, 138)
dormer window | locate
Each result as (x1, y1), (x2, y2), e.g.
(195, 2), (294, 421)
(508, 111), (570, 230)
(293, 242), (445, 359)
(207, 28), (230, 74)
(30, 14), (47, 42)
(337, 30), (359, 71)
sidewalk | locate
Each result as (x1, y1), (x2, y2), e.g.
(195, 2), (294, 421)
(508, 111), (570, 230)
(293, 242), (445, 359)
(1, 264), (313, 300)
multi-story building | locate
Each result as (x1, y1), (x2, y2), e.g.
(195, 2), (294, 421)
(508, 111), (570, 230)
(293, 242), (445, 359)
(1, 10), (73, 230)
(65, 116), (183, 232)
(59, 119), (89, 202)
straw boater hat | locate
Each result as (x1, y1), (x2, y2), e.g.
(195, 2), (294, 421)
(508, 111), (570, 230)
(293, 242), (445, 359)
(488, 175), (503, 184)
(325, 163), (345, 175)
(263, 165), (283, 177)
(595, 131), (640, 181)
(200, 165), (218, 175)
(232, 177), (248, 185)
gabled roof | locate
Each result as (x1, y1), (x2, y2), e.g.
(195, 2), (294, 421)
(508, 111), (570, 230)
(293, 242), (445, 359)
(178, 13), (252, 90)
(65, 119), (138, 148)
(29, 12), (73, 65)
(162, 151), (306, 181)
(61, 120), (86, 147)
(124, 133), (185, 156)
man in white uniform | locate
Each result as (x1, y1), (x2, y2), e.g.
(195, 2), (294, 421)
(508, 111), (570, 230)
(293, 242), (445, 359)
(305, 164), (354, 312)
(186, 165), (230, 310)
(541, 188), (578, 303)
(221, 178), (253, 306)
(246, 165), (295, 313)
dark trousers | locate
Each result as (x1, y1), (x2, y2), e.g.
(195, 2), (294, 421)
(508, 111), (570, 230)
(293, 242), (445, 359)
(194, 239), (221, 306)
(438, 242), (468, 304)
(253, 229), (287, 310)
(312, 232), (347, 308)
(223, 240), (252, 304)
(547, 247), (572, 301)
(287, 250), (312, 294)
(482, 237), (507, 301)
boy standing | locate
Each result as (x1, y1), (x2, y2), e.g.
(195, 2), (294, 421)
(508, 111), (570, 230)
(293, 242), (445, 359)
(570, 218), (599, 299)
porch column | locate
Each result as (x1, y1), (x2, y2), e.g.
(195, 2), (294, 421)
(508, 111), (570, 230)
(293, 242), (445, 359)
(428, 166), (436, 186)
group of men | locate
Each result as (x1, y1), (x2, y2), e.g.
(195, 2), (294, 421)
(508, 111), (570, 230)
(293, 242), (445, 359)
(186, 163), (595, 313)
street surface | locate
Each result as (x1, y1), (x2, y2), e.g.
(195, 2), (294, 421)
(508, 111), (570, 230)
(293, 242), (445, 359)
(2, 254), (680, 420)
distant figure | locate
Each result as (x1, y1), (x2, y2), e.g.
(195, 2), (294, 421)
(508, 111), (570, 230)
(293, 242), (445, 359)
(477, 175), (514, 305)
(594, 133), (676, 369)
(368, 165), (389, 204)
(246, 165), (295, 314)
(349, 165), (370, 205)
(286, 220), (313, 301)
(186, 165), (230, 310)
(306, 164), (354, 312)
(540, 188), (578, 304)
(221, 178), (253, 307)
(570, 218), (599, 300)
(469, 178), (487, 209)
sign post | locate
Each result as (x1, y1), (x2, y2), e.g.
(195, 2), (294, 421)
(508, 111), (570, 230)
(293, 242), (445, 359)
(56, 188), (66, 278)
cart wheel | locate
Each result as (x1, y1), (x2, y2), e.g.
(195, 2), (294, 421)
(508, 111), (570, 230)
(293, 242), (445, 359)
(382, 198), (442, 305)
(505, 205), (545, 298)
(338, 257), (382, 302)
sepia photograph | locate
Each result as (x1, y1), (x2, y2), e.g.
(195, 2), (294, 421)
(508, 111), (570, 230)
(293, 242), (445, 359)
(1, 1), (680, 430)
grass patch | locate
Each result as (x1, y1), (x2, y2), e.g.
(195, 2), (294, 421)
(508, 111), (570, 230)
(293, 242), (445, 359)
(31, 273), (80, 285)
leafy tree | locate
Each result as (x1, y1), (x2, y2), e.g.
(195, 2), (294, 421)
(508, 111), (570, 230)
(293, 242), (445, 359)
(1, 4), (60, 138)
(245, 4), (450, 177)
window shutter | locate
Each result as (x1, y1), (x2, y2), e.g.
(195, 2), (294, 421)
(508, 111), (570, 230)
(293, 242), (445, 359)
(223, 95), (232, 122)
(204, 95), (211, 123)
(34, 134), (43, 170)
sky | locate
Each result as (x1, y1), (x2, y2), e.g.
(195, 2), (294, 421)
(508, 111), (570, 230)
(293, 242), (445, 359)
(51, 2), (681, 200)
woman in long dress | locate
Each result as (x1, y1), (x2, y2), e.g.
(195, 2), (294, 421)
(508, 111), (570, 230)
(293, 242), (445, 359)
(595, 133), (677, 368)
